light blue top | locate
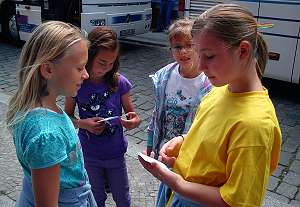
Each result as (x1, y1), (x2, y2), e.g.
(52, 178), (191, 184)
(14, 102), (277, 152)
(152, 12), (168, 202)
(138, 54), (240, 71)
(13, 107), (89, 189)
(147, 62), (212, 156)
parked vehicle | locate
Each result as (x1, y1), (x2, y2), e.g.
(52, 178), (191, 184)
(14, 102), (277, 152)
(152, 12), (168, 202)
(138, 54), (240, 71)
(184, 0), (300, 84)
(0, 0), (152, 42)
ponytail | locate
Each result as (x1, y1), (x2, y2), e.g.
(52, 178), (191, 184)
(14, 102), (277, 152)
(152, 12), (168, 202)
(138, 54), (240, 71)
(255, 33), (268, 79)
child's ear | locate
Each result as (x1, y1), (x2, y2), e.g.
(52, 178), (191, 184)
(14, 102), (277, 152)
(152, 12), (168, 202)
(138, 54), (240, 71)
(40, 61), (54, 79)
(238, 40), (251, 60)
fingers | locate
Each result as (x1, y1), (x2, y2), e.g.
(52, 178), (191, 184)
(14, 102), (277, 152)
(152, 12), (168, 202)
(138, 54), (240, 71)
(160, 153), (176, 167)
(138, 155), (173, 183)
(125, 111), (137, 119)
(160, 136), (183, 157)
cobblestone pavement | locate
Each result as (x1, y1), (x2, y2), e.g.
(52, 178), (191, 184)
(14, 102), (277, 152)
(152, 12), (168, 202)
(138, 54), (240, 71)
(0, 40), (299, 206)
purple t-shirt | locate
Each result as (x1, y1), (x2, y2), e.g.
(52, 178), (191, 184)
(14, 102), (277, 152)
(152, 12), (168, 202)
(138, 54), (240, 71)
(75, 74), (132, 160)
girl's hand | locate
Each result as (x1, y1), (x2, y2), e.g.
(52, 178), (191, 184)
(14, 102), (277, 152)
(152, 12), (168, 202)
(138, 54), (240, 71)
(120, 112), (141, 130)
(78, 117), (105, 135)
(138, 155), (183, 190)
(160, 136), (184, 167)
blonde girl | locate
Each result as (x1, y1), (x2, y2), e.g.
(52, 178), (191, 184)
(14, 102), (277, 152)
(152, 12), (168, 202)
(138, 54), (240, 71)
(139, 4), (281, 207)
(6, 21), (96, 206)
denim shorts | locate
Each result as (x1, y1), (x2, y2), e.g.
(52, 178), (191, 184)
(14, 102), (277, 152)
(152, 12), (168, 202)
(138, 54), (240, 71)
(16, 176), (97, 207)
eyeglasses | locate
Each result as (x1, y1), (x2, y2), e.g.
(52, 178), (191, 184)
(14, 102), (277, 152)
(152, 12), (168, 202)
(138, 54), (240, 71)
(170, 44), (195, 53)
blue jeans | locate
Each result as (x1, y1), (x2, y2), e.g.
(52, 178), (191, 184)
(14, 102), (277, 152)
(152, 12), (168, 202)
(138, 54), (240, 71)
(157, 0), (177, 31)
(84, 155), (130, 207)
(156, 182), (204, 207)
(16, 176), (97, 207)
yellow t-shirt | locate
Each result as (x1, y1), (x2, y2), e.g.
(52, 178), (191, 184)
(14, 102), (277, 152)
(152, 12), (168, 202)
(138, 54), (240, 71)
(173, 85), (282, 207)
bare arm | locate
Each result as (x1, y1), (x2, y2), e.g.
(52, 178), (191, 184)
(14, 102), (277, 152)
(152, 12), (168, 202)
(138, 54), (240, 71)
(64, 97), (105, 134)
(120, 92), (141, 130)
(31, 165), (60, 207)
(64, 97), (77, 125)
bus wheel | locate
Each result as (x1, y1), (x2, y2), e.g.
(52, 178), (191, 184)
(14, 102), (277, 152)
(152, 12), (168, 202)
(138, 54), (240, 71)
(7, 14), (19, 41)
(2, 2), (20, 42)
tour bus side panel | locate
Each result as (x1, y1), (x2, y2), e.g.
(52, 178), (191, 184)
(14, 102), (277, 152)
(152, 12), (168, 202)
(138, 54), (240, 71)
(81, 0), (152, 37)
(258, 1), (300, 83)
(293, 32), (300, 84)
(184, 0), (300, 83)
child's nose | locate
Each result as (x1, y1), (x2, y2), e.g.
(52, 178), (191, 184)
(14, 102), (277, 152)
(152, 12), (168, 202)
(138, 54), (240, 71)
(199, 55), (207, 71)
(83, 68), (89, 79)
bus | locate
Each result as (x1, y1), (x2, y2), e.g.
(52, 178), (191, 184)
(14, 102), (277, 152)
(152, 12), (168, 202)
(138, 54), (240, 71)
(0, 0), (152, 41)
(184, 0), (300, 84)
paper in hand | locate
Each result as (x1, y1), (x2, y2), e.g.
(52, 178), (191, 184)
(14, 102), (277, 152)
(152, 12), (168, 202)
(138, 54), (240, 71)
(97, 116), (120, 122)
(138, 153), (170, 171)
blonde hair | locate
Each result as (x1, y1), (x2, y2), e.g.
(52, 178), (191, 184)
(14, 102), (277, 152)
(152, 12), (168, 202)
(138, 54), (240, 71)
(6, 21), (87, 128)
(168, 18), (194, 43)
(192, 4), (268, 79)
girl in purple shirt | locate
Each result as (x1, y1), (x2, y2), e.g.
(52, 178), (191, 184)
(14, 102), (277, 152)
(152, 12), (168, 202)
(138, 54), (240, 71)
(65, 26), (141, 207)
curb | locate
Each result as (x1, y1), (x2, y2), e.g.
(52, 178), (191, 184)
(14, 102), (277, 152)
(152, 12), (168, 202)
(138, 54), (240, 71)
(119, 31), (169, 48)
(119, 38), (168, 48)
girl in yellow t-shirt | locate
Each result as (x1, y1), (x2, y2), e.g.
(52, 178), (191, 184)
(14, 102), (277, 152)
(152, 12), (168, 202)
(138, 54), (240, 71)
(139, 4), (282, 207)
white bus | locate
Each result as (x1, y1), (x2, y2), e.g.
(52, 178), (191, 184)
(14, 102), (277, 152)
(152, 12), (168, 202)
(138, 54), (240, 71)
(0, 0), (152, 41)
(184, 0), (300, 84)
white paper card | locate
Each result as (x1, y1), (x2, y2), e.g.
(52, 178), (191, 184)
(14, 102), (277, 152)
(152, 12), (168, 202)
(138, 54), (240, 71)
(138, 153), (170, 171)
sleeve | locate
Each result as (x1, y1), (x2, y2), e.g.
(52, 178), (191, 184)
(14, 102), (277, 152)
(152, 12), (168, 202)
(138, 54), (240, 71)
(220, 146), (270, 207)
(146, 70), (161, 149)
(118, 74), (133, 95)
(220, 120), (275, 207)
(23, 131), (68, 169)
(147, 109), (156, 148)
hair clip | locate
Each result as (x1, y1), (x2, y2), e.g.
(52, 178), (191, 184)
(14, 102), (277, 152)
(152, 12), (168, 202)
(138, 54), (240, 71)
(257, 23), (274, 29)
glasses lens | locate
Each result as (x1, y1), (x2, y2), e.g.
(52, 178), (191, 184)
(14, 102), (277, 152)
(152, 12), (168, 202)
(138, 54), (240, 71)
(171, 44), (194, 53)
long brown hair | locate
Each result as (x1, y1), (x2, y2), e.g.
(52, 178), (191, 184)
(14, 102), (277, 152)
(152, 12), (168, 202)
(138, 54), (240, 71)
(86, 26), (120, 92)
(192, 4), (268, 79)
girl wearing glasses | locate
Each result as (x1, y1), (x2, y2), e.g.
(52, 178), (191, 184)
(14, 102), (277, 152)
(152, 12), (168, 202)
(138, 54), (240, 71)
(146, 18), (212, 158)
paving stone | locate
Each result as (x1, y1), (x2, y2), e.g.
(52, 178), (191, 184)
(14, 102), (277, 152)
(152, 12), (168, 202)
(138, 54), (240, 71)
(133, 130), (148, 141)
(283, 171), (300, 186)
(264, 191), (290, 204)
(279, 151), (294, 166)
(289, 200), (300, 207)
(124, 127), (141, 136)
(276, 182), (298, 199)
(272, 164), (285, 178)
(138, 102), (155, 111)
(296, 150), (300, 160)
(281, 142), (298, 153)
(268, 176), (280, 191)
(0, 195), (14, 207)
(296, 190), (300, 201)
(290, 160), (300, 174)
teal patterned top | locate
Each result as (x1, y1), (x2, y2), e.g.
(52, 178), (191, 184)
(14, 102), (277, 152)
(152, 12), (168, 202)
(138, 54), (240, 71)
(13, 107), (88, 188)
